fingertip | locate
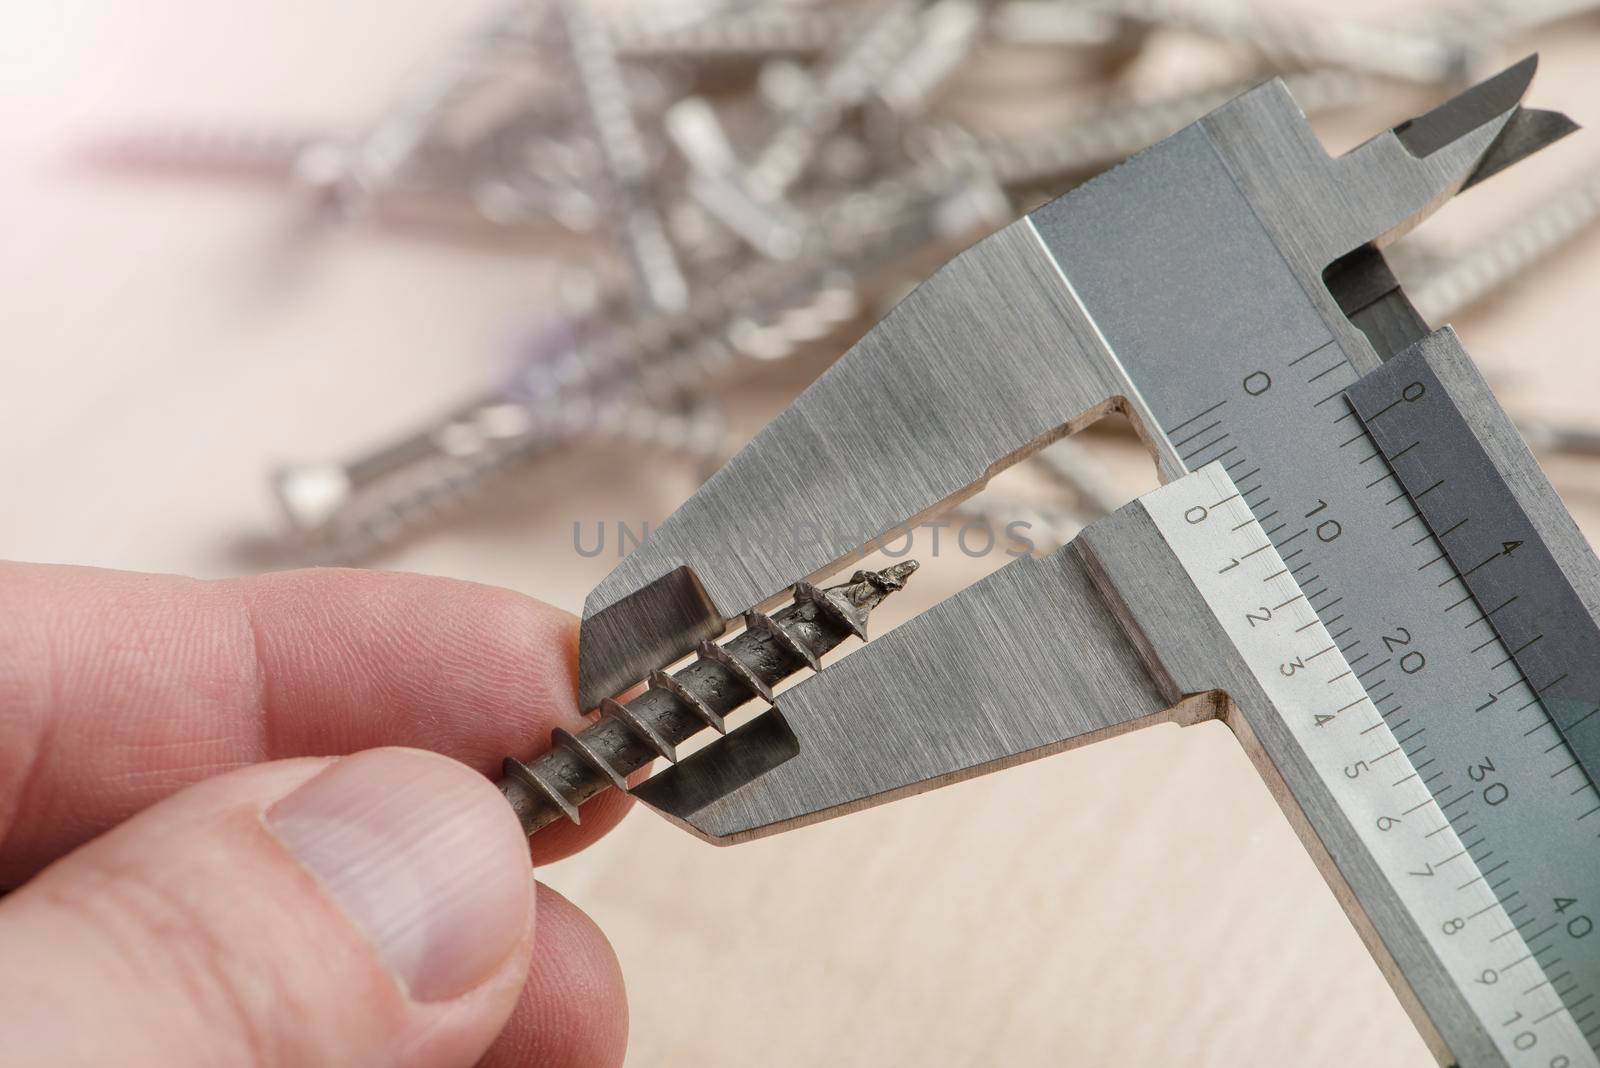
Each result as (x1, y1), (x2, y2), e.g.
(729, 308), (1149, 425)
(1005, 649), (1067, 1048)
(266, 747), (535, 1003)
(481, 884), (628, 1068)
(234, 569), (585, 776)
(0, 748), (542, 1068)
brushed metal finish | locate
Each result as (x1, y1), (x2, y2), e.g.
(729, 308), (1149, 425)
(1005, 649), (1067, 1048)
(636, 516), (1198, 841)
(577, 62), (1534, 710)
(579, 217), (1164, 708)
(573, 61), (1590, 1064)
(633, 464), (1596, 1064)
(1349, 329), (1600, 784)
(1117, 466), (1592, 1067)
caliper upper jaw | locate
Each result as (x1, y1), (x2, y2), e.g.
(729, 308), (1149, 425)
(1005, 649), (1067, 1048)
(576, 57), (1576, 716)
(577, 215), (1145, 712)
(1359, 54), (1575, 248)
(1398, 55), (1577, 197)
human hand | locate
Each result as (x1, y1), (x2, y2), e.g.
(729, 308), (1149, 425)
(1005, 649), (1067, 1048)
(0, 564), (631, 1066)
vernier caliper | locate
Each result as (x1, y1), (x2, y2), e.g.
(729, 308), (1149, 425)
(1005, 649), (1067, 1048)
(502, 57), (1600, 1066)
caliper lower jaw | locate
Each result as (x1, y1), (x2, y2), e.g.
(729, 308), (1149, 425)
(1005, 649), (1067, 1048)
(624, 477), (1245, 844)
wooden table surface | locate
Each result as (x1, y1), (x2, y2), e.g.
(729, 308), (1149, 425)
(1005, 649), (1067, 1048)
(4, 3), (1600, 1064)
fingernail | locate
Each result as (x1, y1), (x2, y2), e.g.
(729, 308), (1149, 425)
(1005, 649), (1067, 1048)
(267, 748), (532, 1002)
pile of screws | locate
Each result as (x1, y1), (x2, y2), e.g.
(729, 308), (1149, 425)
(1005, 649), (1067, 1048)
(93, 0), (1600, 563)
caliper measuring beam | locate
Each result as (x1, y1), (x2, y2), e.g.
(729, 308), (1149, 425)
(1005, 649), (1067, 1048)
(533, 56), (1600, 1066)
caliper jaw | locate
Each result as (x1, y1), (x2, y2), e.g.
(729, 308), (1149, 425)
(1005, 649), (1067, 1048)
(577, 60), (1573, 840)
(630, 492), (1218, 843)
(577, 216), (1140, 711)
(576, 58), (1568, 717)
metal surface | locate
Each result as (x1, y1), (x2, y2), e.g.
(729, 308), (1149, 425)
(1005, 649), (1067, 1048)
(577, 215), (1153, 708)
(1350, 331), (1600, 793)
(1127, 467), (1590, 1066)
(633, 463), (1596, 1064)
(634, 512), (1197, 839)
(573, 62), (1600, 1064)
(577, 59), (1548, 709)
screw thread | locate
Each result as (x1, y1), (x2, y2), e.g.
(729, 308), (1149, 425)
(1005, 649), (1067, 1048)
(1411, 162), (1600, 322)
(947, 69), (1369, 188)
(605, 8), (853, 59)
(746, 0), (928, 199)
(499, 561), (919, 835)
(85, 126), (323, 178)
(1110, 0), (1467, 83)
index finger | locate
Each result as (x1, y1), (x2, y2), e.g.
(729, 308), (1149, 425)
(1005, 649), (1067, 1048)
(0, 563), (629, 882)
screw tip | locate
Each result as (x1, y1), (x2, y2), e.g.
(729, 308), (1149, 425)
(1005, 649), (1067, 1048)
(850, 559), (919, 594)
(880, 559), (921, 586)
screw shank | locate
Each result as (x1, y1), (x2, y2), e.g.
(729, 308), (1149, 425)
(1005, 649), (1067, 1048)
(500, 563), (916, 836)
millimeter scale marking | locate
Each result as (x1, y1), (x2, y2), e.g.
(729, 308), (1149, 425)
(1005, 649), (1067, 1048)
(1038, 148), (1600, 1050)
(1026, 136), (1585, 1058)
(1151, 465), (1595, 1066)
(1348, 343), (1600, 797)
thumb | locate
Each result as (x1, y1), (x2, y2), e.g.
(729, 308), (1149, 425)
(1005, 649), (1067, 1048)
(0, 748), (536, 1068)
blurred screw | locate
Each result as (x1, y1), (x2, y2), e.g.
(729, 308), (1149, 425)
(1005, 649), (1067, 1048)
(1519, 420), (1600, 457)
(603, 5), (857, 59)
(874, 0), (990, 119)
(1098, 0), (1474, 84)
(558, 0), (690, 311)
(1032, 437), (1130, 516)
(273, 168), (1003, 562)
(957, 488), (1094, 552)
(84, 126), (329, 180)
(919, 68), (1371, 190)
(685, 0), (932, 259)
(1409, 159), (1600, 322)
(293, 0), (552, 216)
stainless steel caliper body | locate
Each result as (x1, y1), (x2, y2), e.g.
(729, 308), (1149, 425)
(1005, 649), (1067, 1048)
(574, 58), (1600, 1066)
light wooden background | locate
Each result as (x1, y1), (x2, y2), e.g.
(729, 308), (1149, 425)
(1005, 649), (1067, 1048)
(4, 3), (1600, 1064)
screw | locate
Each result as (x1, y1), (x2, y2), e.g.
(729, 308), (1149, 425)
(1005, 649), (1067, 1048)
(985, 0), (1137, 49)
(746, 0), (930, 199)
(1408, 159), (1600, 323)
(83, 126), (329, 179)
(1099, 0), (1473, 84)
(686, 0), (932, 258)
(1519, 419), (1600, 458)
(271, 385), (727, 565)
(601, 5), (858, 60)
(1031, 437), (1130, 517)
(957, 488), (1094, 551)
(925, 68), (1371, 191)
(294, 0), (550, 217)
(1434, 0), (1600, 50)
(873, 0), (989, 120)
(558, 0), (690, 312)
(267, 63), (1375, 564)
(272, 168), (995, 562)
(500, 560), (920, 835)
